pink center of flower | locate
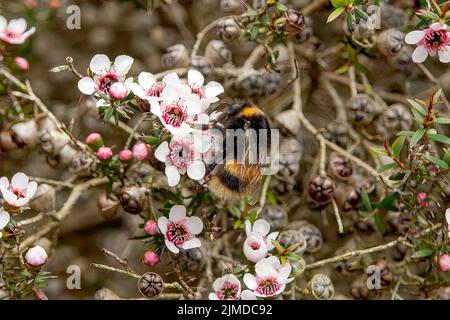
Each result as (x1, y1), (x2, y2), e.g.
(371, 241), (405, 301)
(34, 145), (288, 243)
(217, 281), (240, 300)
(168, 141), (194, 169)
(250, 242), (261, 250)
(97, 72), (119, 94)
(421, 29), (449, 54)
(190, 85), (205, 99)
(10, 187), (25, 199)
(255, 277), (281, 296)
(4, 29), (20, 39)
(166, 222), (188, 246)
(162, 102), (188, 128)
(147, 82), (164, 97)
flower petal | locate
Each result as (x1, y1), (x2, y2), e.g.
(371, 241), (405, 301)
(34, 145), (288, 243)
(187, 161), (206, 180)
(129, 83), (146, 99)
(157, 216), (168, 234)
(138, 72), (156, 90)
(438, 47), (450, 63)
(0, 210), (10, 229)
(154, 141), (170, 162)
(166, 166), (181, 187)
(0, 16), (7, 32)
(182, 238), (201, 250)
(253, 219), (270, 236)
(113, 55), (134, 76)
(185, 100), (202, 115)
(15, 197), (28, 207)
(184, 216), (203, 235)
(255, 256), (280, 277)
(162, 72), (181, 86)
(165, 239), (180, 254)
(77, 77), (96, 95)
(188, 69), (205, 87)
(244, 237), (268, 263)
(412, 45), (428, 63)
(208, 293), (219, 300)
(445, 208), (450, 224)
(2, 189), (16, 205)
(241, 290), (257, 300)
(8, 18), (27, 34)
(405, 31), (424, 45)
(430, 22), (446, 31)
(169, 205), (186, 222)
(20, 27), (35, 42)
(0, 177), (9, 189)
(278, 263), (292, 283)
(150, 101), (162, 116)
(96, 99), (109, 108)
(89, 54), (111, 75)
(161, 86), (179, 104)
(243, 274), (257, 290)
(205, 81), (224, 98)
(11, 172), (28, 190)
(26, 181), (37, 199)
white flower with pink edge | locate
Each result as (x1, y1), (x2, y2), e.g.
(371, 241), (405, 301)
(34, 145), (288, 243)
(154, 133), (207, 187)
(77, 54), (134, 106)
(243, 256), (293, 299)
(0, 16), (35, 44)
(405, 22), (450, 63)
(208, 274), (257, 300)
(243, 219), (279, 263)
(0, 172), (37, 209)
(157, 205), (203, 254)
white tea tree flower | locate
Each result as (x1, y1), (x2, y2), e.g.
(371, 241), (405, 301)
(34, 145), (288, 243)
(25, 245), (48, 267)
(157, 205), (203, 254)
(154, 134), (207, 187)
(405, 22), (450, 63)
(0, 16), (35, 44)
(209, 274), (257, 300)
(243, 256), (293, 299)
(77, 54), (134, 106)
(0, 172), (37, 211)
(129, 71), (165, 108)
(243, 219), (279, 263)
(0, 208), (10, 238)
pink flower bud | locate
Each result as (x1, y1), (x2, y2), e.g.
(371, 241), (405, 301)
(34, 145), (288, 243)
(439, 253), (450, 272)
(109, 83), (128, 100)
(97, 146), (113, 160)
(417, 192), (429, 207)
(25, 245), (48, 267)
(143, 251), (159, 267)
(86, 133), (104, 151)
(144, 220), (158, 235)
(119, 149), (133, 161)
(14, 57), (30, 71)
(133, 143), (149, 161)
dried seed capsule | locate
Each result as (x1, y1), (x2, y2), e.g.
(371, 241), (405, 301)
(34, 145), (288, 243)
(354, 220), (375, 235)
(293, 16), (313, 43)
(190, 56), (213, 78)
(307, 176), (335, 209)
(118, 186), (146, 214)
(347, 94), (377, 125)
(350, 280), (378, 300)
(97, 194), (120, 220)
(261, 71), (281, 96)
(381, 103), (413, 135)
(219, 0), (242, 13)
(39, 129), (70, 156)
(138, 272), (164, 298)
(298, 223), (323, 253)
(205, 40), (232, 67)
(161, 44), (190, 69)
(284, 9), (305, 35)
(236, 69), (264, 97)
(178, 247), (205, 272)
(70, 152), (93, 176)
(10, 120), (38, 148)
(352, 175), (376, 195)
(387, 46), (413, 71)
(324, 122), (349, 148)
(217, 18), (240, 42)
(328, 152), (353, 181)
(309, 274), (335, 300)
(335, 185), (360, 211)
(29, 184), (56, 213)
(277, 230), (307, 254)
(259, 205), (288, 231)
(377, 29), (404, 57)
(0, 128), (18, 151)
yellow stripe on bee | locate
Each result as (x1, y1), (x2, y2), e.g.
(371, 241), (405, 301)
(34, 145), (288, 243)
(239, 105), (264, 118)
(224, 160), (261, 183)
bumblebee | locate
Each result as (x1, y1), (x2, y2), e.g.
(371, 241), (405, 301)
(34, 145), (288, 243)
(205, 100), (271, 203)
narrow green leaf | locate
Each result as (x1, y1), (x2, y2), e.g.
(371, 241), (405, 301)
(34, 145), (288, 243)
(335, 64), (349, 74)
(436, 117), (450, 124)
(327, 7), (345, 23)
(412, 248), (434, 258)
(407, 99), (427, 116)
(374, 212), (386, 235)
(397, 130), (415, 137)
(361, 191), (372, 211)
(354, 6), (369, 21)
(376, 192), (399, 211)
(103, 107), (114, 123)
(428, 133), (450, 145)
(410, 127), (425, 148)
(378, 162), (397, 173)
(141, 136), (160, 145)
(370, 147), (388, 156)
(425, 155), (448, 169)
(391, 136), (406, 157)
(433, 88), (443, 104)
(275, 2), (287, 11)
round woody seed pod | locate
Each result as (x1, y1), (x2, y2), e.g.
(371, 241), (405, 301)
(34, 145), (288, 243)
(335, 185), (360, 211)
(346, 94), (377, 125)
(328, 152), (353, 181)
(350, 280), (378, 300)
(56, 144), (78, 167)
(97, 194), (120, 220)
(205, 40), (232, 67)
(259, 205), (288, 231)
(217, 18), (240, 42)
(0, 128), (18, 151)
(309, 274), (335, 300)
(29, 184), (56, 213)
(69, 152), (93, 176)
(190, 56), (214, 78)
(352, 175), (376, 195)
(377, 29), (404, 57)
(381, 103), (413, 135)
(178, 247), (205, 272)
(138, 272), (164, 298)
(161, 44), (190, 69)
(387, 46), (413, 71)
(324, 122), (349, 148)
(284, 9), (305, 35)
(38, 129), (70, 156)
(277, 230), (307, 255)
(293, 16), (313, 43)
(261, 71), (281, 96)
(307, 176), (335, 209)
(220, 0), (242, 14)
(10, 120), (38, 148)
(297, 223), (323, 253)
(118, 186), (146, 214)
(236, 69), (265, 97)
